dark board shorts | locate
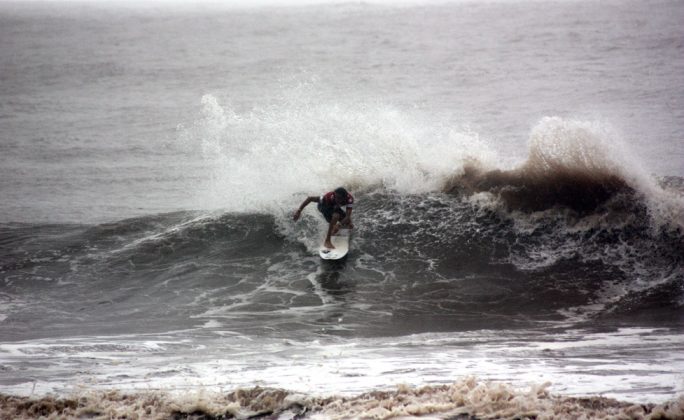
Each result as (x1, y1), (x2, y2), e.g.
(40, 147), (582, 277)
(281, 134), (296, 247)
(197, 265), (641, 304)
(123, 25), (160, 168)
(317, 202), (346, 223)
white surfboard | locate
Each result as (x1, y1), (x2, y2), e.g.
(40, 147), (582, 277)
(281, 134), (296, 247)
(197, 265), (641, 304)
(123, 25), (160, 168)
(319, 228), (351, 260)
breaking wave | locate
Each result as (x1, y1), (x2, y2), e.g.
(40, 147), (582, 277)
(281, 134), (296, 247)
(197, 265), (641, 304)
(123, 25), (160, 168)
(179, 96), (683, 235)
(444, 117), (684, 231)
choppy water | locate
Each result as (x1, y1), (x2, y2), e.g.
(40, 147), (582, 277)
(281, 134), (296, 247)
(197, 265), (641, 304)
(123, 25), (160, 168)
(1, 0), (683, 418)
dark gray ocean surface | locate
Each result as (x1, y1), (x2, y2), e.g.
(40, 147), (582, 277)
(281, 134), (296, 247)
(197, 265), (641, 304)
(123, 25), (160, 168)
(1, 0), (683, 417)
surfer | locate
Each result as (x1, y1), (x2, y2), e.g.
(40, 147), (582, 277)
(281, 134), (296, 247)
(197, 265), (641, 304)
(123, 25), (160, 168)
(293, 187), (354, 249)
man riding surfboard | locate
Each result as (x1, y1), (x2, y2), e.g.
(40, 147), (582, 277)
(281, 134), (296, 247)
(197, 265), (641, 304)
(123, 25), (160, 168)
(293, 187), (354, 249)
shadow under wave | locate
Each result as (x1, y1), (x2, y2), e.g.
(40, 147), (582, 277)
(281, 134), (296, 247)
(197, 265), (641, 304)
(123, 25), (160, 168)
(445, 162), (634, 214)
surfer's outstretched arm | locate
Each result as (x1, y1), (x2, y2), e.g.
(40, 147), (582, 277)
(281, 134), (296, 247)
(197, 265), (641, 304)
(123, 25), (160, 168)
(293, 196), (319, 221)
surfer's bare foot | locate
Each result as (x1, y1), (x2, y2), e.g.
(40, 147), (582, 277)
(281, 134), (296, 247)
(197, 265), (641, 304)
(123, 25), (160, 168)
(324, 240), (335, 249)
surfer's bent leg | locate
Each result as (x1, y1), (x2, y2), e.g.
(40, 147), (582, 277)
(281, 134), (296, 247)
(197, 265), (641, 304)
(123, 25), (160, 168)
(325, 213), (341, 249)
(332, 209), (346, 235)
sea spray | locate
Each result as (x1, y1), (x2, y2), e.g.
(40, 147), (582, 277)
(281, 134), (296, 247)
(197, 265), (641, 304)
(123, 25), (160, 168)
(177, 92), (495, 215)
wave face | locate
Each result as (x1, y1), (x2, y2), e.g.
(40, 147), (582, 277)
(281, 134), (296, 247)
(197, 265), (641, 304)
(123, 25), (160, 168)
(1, 180), (682, 342)
(2, 112), (682, 407)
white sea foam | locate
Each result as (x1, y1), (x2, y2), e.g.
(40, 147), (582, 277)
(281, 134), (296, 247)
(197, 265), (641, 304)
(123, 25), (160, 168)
(178, 92), (496, 214)
(1, 328), (682, 405)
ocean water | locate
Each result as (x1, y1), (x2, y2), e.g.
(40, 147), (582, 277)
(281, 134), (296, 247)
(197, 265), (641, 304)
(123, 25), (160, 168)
(1, 0), (683, 418)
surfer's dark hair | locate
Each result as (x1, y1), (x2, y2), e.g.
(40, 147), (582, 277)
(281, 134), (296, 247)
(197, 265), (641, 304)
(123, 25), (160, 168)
(334, 187), (349, 198)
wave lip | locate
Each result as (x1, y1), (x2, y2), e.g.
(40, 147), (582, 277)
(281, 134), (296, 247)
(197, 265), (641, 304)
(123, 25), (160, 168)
(445, 117), (683, 224)
(448, 161), (631, 214)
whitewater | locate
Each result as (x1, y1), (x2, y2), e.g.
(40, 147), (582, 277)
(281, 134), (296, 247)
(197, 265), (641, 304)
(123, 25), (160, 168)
(1, 0), (683, 418)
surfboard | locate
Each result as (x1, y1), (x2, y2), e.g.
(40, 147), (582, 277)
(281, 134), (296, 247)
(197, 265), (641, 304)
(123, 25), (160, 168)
(319, 228), (351, 260)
